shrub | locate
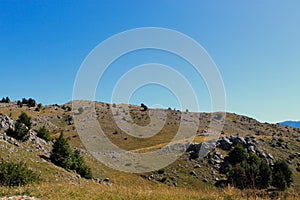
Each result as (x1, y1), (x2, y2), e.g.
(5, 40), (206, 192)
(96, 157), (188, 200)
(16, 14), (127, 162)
(21, 98), (36, 107)
(226, 145), (272, 190)
(0, 97), (10, 103)
(140, 103), (148, 111)
(71, 150), (92, 179)
(257, 160), (272, 189)
(36, 126), (51, 142)
(12, 122), (30, 141)
(17, 112), (31, 129)
(272, 160), (293, 191)
(17, 100), (23, 107)
(50, 132), (73, 170)
(6, 112), (31, 142)
(50, 133), (92, 179)
(227, 163), (247, 189)
(0, 160), (38, 187)
(228, 144), (248, 165)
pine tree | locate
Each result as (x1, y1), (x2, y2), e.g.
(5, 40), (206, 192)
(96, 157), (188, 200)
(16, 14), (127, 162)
(17, 112), (31, 129)
(272, 160), (293, 191)
(50, 132), (73, 170)
(36, 126), (51, 142)
(6, 112), (31, 141)
(71, 150), (92, 179)
(228, 144), (248, 165)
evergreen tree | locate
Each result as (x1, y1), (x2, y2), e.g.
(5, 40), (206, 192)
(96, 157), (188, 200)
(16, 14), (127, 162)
(17, 112), (31, 129)
(6, 112), (31, 141)
(36, 126), (51, 142)
(225, 145), (272, 190)
(228, 163), (247, 189)
(228, 144), (248, 165)
(272, 160), (293, 191)
(50, 132), (73, 170)
(257, 160), (272, 189)
(5, 97), (10, 103)
(71, 150), (92, 179)
(13, 122), (30, 141)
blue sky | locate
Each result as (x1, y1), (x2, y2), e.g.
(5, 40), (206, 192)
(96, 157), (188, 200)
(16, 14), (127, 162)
(0, 1), (299, 123)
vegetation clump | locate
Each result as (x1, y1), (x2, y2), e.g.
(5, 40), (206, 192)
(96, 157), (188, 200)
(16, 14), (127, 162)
(0, 160), (38, 187)
(0, 97), (10, 103)
(224, 144), (292, 191)
(50, 132), (92, 179)
(21, 98), (36, 107)
(36, 126), (51, 142)
(6, 112), (31, 142)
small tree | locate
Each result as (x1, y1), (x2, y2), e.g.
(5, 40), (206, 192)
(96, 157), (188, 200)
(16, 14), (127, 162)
(50, 132), (73, 170)
(0, 97), (10, 103)
(17, 112), (31, 129)
(140, 103), (148, 111)
(17, 100), (23, 107)
(13, 122), (30, 141)
(36, 126), (51, 142)
(71, 150), (92, 179)
(6, 112), (31, 142)
(50, 133), (93, 179)
(272, 160), (293, 191)
(228, 144), (248, 165)
(228, 163), (247, 189)
(5, 97), (10, 103)
(22, 98), (28, 104)
(28, 98), (36, 107)
(225, 145), (272, 190)
(257, 160), (272, 189)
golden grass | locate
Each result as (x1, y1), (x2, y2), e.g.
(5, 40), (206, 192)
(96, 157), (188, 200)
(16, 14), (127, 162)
(2, 182), (300, 200)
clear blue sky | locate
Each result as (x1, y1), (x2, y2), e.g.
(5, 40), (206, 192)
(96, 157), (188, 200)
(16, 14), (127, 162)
(0, 1), (299, 123)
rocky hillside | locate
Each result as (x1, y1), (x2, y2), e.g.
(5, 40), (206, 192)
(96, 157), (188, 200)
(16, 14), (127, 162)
(0, 101), (300, 199)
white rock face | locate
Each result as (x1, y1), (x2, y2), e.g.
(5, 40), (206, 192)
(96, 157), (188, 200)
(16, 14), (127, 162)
(0, 114), (14, 132)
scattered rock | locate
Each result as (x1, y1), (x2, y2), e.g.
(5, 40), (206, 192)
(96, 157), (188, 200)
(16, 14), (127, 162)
(194, 164), (201, 168)
(189, 171), (197, 176)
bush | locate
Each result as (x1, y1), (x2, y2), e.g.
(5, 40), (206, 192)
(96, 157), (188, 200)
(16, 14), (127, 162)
(50, 132), (73, 170)
(227, 163), (247, 189)
(226, 145), (272, 190)
(6, 112), (31, 142)
(17, 100), (23, 107)
(21, 98), (36, 107)
(17, 112), (31, 129)
(50, 133), (92, 179)
(140, 103), (148, 111)
(0, 97), (10, 103)
(12, 122), (30, 141)
(36, 126), (51, 142)
(0, 160), (38, 187)
(71, 150), (92, 179)
(228, 144), (248, 165)
(272, 160), (293, 191)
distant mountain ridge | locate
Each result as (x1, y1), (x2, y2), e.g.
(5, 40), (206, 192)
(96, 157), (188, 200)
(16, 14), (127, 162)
(280, 120), (300, 129)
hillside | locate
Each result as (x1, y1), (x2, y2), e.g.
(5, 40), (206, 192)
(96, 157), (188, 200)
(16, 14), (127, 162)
(1, 101), (300, 200)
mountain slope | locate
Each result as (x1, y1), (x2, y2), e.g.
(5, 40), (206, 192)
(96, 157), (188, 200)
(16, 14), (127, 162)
(1, 101), (300, 199)
(280, 120), (300, 129)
